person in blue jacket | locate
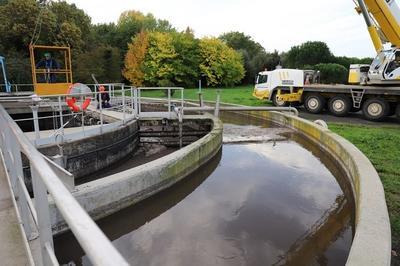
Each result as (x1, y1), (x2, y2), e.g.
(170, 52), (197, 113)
(36, 52), (60, 83)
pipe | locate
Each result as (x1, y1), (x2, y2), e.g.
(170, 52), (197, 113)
(184, 106), (299, 116)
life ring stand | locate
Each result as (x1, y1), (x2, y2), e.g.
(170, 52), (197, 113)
(66, 83), (92, 112)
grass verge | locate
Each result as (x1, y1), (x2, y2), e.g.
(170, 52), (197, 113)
(139, 85), (270, 106)
(329, 123), (400, 262)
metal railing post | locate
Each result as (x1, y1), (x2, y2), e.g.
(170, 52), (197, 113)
(81, 96), (85, 136)
(0, 128), (34, 240)
(108, 85), (112, 105)
(168, 88), (171, 119)
(9, 139), (34, 239)
(31, 165), (54, 266)
(99, 90), (103, 134)
(181, 89), (184, 114)
(134, 88), (138, 117)
(30, 105), (40, 146)
(2, 127), (15, 188)
(122, 85), (126, 124)
(198, 92), (204, 107)
(214, 89), (221, 117)
(58, 96), (64, 137)
(138, 89), (142, 116)
(130, 86), (134, 114)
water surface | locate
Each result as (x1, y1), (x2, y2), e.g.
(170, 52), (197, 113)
(55, 113), (354, 265)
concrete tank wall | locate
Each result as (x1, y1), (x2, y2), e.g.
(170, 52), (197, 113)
(238, 110), (391, 266)
(39, 119), (139, 178)
(49, 115), (223, 234)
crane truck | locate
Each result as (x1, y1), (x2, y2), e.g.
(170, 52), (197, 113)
(253, 0), (400, 121)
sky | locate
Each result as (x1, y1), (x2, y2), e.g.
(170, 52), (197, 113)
(65, 0), (383, 58)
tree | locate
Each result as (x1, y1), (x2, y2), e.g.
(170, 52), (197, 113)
(314, 63), (348, 84)
(123, 31), (149, 86)
(74, 46), (121, 83)
(103, 46), (122, 82)
(0, 0), (56, 52)
(170, 30), (200, 87)
(334, 56), (373, 69)
(284, 41), (334, 68)
(115, 10), (174, 53)
(124, 31), (201, 88)
(220, 31), (271, 84)
(0, 0), (91, 52)
(3, 49), (32, 84)
(199, 37), (245, 87)
(142, 32), (177, 87)
(92, 23), (118, 47)
(49, 1), (92, 51)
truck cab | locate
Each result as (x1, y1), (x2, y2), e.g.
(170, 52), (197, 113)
(253, 69), (304, 106)
(348, 49), (400, 85)
(371, 49), (400, 83)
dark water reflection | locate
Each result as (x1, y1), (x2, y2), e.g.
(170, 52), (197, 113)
(55, 113), (353, 266)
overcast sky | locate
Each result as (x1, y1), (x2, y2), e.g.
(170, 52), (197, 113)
(65, 0), (385, 58)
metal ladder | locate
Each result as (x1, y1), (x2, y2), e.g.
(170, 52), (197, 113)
(351, 89), (365, 108)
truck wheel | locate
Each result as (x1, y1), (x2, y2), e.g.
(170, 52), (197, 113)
(328, 95), (351, 117)
(362, 98), (390, 121)
(271, 91), (288, 107)
(304, 93), (325, 114)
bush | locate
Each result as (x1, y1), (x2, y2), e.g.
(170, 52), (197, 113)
(314, 63), (348, 84)
(284, 41), (334, 69)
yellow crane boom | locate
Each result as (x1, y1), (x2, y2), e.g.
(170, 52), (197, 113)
(357, 0), (400, 51)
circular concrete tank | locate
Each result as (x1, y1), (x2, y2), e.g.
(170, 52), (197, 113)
(53, 106), (391, 265)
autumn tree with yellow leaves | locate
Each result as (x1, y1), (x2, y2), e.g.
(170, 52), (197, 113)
(123, 31), (149, 86)
(123, 31), (244, 87)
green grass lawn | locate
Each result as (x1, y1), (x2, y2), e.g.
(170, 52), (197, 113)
(139, 85), (271, 106)
(328, 123), (400, 259)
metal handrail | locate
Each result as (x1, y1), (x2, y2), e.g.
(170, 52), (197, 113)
(0, 104), (128, 266)
(184, 106), (299, 116)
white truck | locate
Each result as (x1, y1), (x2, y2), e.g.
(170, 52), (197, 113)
(253, 68), (400, 121)
(253, 69), (304, 107)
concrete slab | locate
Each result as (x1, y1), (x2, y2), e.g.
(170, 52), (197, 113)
(87, 105), (135, 121)
(0, 154), (31, 266)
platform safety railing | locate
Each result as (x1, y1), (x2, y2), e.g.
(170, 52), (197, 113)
(0, 85), (297, 148)
(0, 84), (35, 93)
(0, 84), (134, 146)
(0, 104), (129, 266)
(0, 85), (186, 148)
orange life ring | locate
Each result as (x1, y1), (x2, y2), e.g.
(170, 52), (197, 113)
(66, 83), (92, 112)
